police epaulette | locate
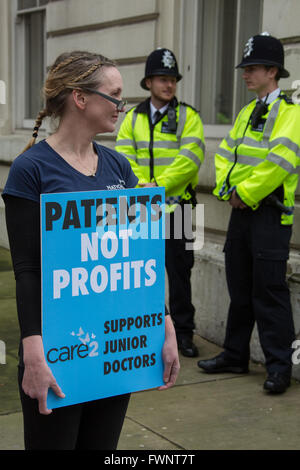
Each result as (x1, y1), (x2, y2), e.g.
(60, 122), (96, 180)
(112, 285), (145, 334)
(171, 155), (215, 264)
(180, 101), (200, 113)
(133, 99), (149, 114)
(279, 93), (294, 104)
(125, 104), (137, 114)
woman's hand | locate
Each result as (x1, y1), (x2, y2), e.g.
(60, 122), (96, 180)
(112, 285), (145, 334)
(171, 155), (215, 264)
(158, 315), (180, 390)
(22, 335), (65, 415)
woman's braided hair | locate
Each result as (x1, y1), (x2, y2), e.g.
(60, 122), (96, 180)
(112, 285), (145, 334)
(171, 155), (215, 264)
(23, 51), (116, 152)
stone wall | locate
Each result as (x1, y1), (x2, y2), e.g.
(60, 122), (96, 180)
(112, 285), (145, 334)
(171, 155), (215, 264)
(1, 0), (300, 378)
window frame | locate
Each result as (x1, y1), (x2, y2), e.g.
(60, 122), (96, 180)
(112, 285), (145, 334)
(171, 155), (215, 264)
(13, 0), (48, 130)
(178, 0), (263, 133)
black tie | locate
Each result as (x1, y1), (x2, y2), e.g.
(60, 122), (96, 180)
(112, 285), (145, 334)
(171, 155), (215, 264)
(154, 110), (161, 124)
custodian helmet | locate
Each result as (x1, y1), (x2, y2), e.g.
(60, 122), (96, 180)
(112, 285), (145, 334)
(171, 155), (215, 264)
(236, 33), (289, 78)
(140, 48), (182, 90)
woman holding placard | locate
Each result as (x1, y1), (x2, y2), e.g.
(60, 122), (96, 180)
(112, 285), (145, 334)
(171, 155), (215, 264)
(2, 51), (179, 450)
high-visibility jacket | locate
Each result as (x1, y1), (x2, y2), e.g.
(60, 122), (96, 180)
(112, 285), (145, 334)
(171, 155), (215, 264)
(115, 97), (205, 212)
(214, 95), (300, 224)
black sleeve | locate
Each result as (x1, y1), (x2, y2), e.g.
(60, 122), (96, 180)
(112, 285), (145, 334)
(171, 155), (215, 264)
(3, 195), (42, 338)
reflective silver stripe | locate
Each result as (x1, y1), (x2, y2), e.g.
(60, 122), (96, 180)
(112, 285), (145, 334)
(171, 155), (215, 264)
(242, 136), (266, 148)
(136, 140), (180, 150)
(176, 104), (187, 139)
(269, 137), (300, 157)
(180, 136), (205, 153)
(123, 153), (137, 162)
(266, 152), (297, 174)
(225, 134), (266, 149)
(263, 99), (281, 142)
(225, 99), (282, 149)
(225, 132), (300, 159)
(136, 141), (150, 149)
(217, 147), (235, 162)
(225, 99), (300, 163)
(136, 158), (150, 166)
(179, 148), (202, 168)
(221, 99), (300, 177)
(137, 157), (175, 166)
(224, 135), (237, 148)
(153, 141), (180, 149)
(154, 157), (175, 165)
(116, 139), (136, 148)
(237, 155), (262, 166)
(217, 147), (262, 166)
(235, 135), (300, 156)
(220, 144), (300, 172)
(136, 137), (207, 151)
(132, 110), (138, 130)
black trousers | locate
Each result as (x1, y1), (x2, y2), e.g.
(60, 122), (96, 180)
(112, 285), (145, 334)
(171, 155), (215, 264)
(223, 204), (295, 376)
(18, 366), (130, 450)
(165, 204), (195, 340)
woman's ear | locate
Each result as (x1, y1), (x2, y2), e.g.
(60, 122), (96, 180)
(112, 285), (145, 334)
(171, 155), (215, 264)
(72, 89), (87, 110)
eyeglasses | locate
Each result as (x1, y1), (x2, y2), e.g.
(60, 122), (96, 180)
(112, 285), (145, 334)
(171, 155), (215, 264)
(83, 87), (127, 111)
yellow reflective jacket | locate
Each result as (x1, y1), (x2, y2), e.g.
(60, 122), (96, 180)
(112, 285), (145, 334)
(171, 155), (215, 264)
(214, 95), (300, 224)
(116, 98), (205, 212)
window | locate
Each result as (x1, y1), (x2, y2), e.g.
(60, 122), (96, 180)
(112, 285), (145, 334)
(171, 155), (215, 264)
(195, 0), (262, 125)
(15, 0), (48, 127)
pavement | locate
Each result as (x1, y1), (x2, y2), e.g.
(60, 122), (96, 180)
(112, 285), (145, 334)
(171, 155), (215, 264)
(1, 245), (300, 451)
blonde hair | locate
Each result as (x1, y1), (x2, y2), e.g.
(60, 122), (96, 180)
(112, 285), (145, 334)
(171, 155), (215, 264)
(23, 51), (116, 152)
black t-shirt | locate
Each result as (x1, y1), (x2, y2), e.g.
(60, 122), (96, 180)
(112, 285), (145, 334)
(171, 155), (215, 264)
(2, 141), (138, 358)
(3, 140), (138, 201)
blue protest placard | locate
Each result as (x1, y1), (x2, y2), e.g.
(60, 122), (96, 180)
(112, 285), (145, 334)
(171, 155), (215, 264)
(40, 187), (165, 409)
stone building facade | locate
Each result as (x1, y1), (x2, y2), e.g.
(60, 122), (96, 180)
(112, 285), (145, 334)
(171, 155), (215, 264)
(1, 0), (300, 374)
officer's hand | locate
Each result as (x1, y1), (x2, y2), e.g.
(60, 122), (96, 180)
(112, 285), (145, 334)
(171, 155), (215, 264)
(229, 190), (247, 209)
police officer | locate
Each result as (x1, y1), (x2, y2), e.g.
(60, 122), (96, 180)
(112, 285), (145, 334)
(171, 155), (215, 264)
(198, 33), (300, 393)
(116, 48), (205, 357)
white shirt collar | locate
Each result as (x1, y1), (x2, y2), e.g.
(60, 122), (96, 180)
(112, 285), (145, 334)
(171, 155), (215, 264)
(150, 101), (169, 123)
(257, 88), (281, 104)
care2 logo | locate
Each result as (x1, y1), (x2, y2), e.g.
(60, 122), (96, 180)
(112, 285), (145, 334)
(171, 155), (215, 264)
(46, 327), (99, 364)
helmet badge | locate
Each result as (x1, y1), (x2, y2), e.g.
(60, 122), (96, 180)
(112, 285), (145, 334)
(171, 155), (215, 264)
(162, 50), (175, 68)
(243, 37), (254, 58)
